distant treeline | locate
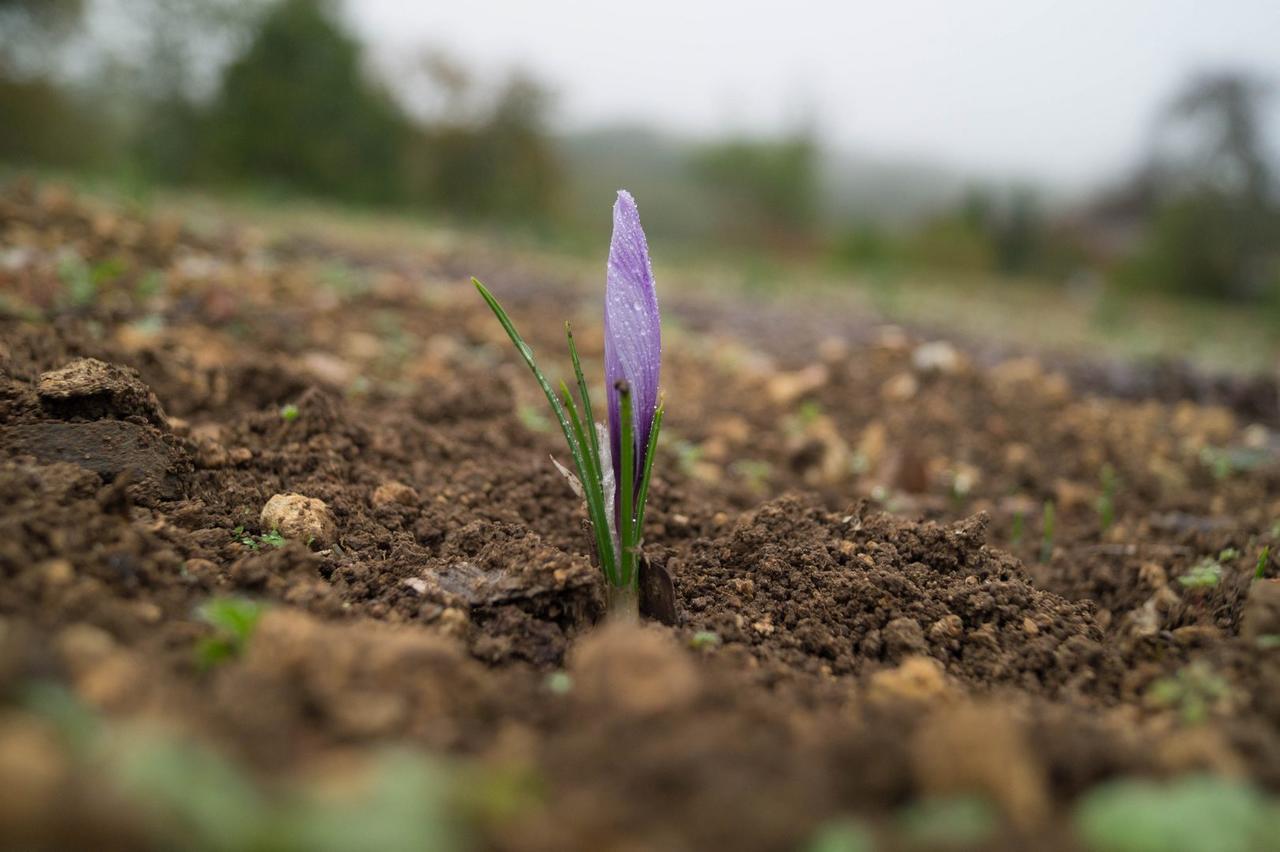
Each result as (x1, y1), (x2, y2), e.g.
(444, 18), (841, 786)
(2, 0), (1277, 304)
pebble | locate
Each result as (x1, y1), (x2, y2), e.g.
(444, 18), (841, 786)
(372, 481), (418, 508)
(260, 493), (337, 547)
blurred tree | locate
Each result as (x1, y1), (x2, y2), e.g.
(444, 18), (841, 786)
(0, 0), (83, 76)
(205, 0), (409, 203)
(0, 0), (98, 165)
(1125, 70), (1278, 301)
(121, 0), (266, 181)
(691, 131), (820, 247)
(406, 67), (562, 220)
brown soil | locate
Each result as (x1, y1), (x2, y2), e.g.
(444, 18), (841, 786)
(2, 179), (1279, 851)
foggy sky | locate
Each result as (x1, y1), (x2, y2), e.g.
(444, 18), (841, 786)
(347, 0), (1280, 187)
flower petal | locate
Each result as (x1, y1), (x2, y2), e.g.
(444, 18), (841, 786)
(604, 189), (661, 496)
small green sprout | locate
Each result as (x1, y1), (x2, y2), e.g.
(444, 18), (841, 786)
(544, 672), (573, 695)
(195, 597), (266, 669)
(1096, 463), (1118, 533)
(1257, 546), (1272, 580)
(134, 269), (165, 300)
(232, 525), (256, 549)
(1010, 510), (1025, 548)
(731, 459), (772, 493)
(689, 631), (722, 650)
(1145, 662), (1232, 724)
(796, 399), (824, 428)
(671, 438), (703, 475)
(1040, 499), (1056, 563)
(58, 254), (97, 307)
(1217, 547), (1239, 562)
(260, 530), (286, 549)
(516, 403), (552, 433)
(805, 817), (874, 852)
(1199, 445), (1271, 480)
(1177, 558), (1223, 590)
(232, 526), (286, 550)
(1074, 775), (1280, 852)
(897, 795), (997, 848)
(280, 403), (300, 422)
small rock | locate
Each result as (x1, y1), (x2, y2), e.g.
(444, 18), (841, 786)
(301, 352), (356, 387)
(570, 623), (700, 716)
(881, 372), (919, 402)
(402, 577), (428, 596)
(868, 655), (953, 706)
(912, 341), (963, 375)
(195, 437), (229, 470)
(372, 481), (418, 508)
(911, 702), (1049, 829)
(260, 493), (337, 547)
(1171, 624), (1221, 647)
(1242, 578), (1280, 643)
(883, 617), (927, 660)
(37, 358), (167, 427)
(765, 364), (829, 405)
(929, 614), (964, 643)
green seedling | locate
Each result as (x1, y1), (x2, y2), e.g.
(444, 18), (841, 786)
(897, 795), (997, 848)
(689, 631), (722, 650)
(1074, 774), (1280, 852)
(1010, 510), (1025, 548)
(731, 459), (772, 493)
(280, 403), (300, 422)
(58, 254), (97, 307)
(671, 438), (703, 476)
(805, 816), (875, 852)
(232, 526), (286, 551)
(26, 684), (469, 852)
(516, 404), (552, 433)
(1257, 546), (1272, 580)
(318, 261), (370, 297)
(1145, 662), (1232, 724)
(1096, 463), (1118, 533)
(195, 597), (266, 669)
(798, 399), (823, 424)
(1177, 557), (1223, 590)
(1040, 499), (1056, 563)
(544, 672), (573, 695)
(1200, 445), (1271, 480)
(134, 269), (165, 300)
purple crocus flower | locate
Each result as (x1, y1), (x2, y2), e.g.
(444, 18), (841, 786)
(604, 190), (661, 510)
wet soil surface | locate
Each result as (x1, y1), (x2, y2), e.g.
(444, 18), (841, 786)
(2, 181), (1280, 850)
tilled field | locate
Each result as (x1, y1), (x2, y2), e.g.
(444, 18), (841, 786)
(2, 182), (1279, 851)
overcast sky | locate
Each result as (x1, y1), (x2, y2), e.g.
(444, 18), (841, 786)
(347, 0), (1280, 187)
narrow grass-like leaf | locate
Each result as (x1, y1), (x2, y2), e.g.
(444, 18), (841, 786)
(618, 382), (636, 587)
(474, 277), (616, 582)
(565, 322), (601, 473)
(633, 402), (665, 538)
(473, 279), (577, 452)
(561, 381), (618, 585)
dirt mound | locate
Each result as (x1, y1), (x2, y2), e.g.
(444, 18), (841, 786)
(680, 496), (1114, 694)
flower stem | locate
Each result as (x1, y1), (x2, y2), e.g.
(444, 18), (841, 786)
(606, 582), (640, 623)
